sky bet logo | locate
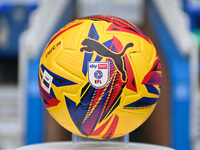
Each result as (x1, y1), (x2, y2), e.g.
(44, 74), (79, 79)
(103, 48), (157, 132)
(89, 64), (108, 69)
(88, 62), (110, 89)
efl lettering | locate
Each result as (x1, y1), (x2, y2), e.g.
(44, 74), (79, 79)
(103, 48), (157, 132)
(95, 80), (102, 84)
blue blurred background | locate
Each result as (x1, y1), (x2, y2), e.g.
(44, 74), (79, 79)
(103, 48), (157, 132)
(0, 0), (199, 150)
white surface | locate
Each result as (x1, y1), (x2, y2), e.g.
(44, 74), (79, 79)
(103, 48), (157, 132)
(15, 142), (174, 150)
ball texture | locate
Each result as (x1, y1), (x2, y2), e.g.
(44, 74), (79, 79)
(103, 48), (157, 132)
(38, 15), (162, 139)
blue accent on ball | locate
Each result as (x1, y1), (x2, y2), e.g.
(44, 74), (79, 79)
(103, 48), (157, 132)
(94, 70), (103, 79)
(145, 84), (159, 95)
(80, 89), (110, 135)
(95, 55), (103, 61)
(41, 64), (77, 87)
(65, 86), (95, 127)
(81, 88), (95, 107)
(111, 44), (118, 52)
(50, 88), (56, 99)
(65, 96), (80, 127)
(88, 23), (99, 40)
(103, 39), (113, 49)
(82, 52), (93, 76)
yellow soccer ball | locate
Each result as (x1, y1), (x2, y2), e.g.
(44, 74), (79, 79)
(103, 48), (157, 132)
(38, 15), (162, 140)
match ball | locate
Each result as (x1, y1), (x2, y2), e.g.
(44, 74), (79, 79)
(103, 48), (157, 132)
(38, 15), (162, 139)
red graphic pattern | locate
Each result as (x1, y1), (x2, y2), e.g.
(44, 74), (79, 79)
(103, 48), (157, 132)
(90, 114), (119, 139)
(83, 15), (151, 44)
(102, 114), (119, 139)
(142, 57), (162, 85)
(90, 115), (113, 136)
(124, 55), (137, 92)
(103, 84), (121, 116)
(38, 80), (60, 108)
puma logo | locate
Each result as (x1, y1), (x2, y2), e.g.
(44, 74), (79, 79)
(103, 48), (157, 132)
(80, 38), (134, 81)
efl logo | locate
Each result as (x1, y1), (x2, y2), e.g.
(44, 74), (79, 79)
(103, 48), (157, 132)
(88, 62), (110, 89)
(98, 64), (107, 69)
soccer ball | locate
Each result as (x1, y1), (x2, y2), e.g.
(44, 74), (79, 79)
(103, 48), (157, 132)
(38, 15), (162, 140)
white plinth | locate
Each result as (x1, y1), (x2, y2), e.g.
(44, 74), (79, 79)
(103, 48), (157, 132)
(15, 142), (175, 150)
